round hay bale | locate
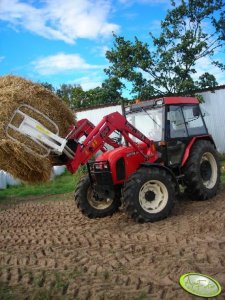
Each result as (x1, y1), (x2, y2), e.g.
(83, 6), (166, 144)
(0, 75), (76, 183)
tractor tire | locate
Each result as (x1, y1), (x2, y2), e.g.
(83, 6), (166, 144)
(123, 167), (176, 223)
(183, 140), (220, 200)
(74, 175), (120, 218)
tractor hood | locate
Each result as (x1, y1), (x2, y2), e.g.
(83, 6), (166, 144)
(95, 143), (149, 184)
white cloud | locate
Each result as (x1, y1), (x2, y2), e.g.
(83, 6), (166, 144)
(0, 56), (5, 63)
(68, 75), (103, 90)
(79, 77), (102, 91)
(0, 0), (119, 44)
(98, 45), (110, 57)
(119, 0), (170, 5)
(33, 53), (104, 75)
(148, 19), (162, 35)
(194, 57), (225, 84)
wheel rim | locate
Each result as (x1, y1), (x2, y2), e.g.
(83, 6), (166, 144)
(200, 152), (218, 189)
(87, 187), (113, 210)
(139, 180), (168, 213)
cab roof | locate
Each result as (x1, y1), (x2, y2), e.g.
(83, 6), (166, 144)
(163, 96), (199, 105)
(126, 96), (199, 113)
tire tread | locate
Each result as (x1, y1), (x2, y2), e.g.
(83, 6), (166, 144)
(184, 140), (220, 200)
(123, 167), (176, 223)
(74, 175), (120, 218)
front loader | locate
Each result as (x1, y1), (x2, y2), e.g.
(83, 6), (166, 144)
(7, 97), (220, 222)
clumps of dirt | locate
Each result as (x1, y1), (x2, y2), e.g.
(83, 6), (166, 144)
(0, 75), (76, 183)
(1, 192), (225, 299)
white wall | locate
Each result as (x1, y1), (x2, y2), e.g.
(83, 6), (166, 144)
(200, 89), (225, 153)
(76, 105), (122, 125)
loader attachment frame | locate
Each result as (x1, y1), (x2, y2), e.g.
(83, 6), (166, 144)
(6, 104), (74, 159)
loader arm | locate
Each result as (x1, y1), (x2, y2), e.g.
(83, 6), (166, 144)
(67, 118), (121, 152)
(66, 111), (157, 174)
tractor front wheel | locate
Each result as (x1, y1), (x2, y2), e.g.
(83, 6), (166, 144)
(123, 168), (176, 223)
(75, 175), (120, 218)
(184, 140), (220, 200)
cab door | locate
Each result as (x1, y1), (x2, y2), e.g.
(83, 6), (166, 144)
(165, 104), (208, 167)
(165, 105), (188, 166)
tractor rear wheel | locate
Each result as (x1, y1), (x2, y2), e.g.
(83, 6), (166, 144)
(75, 175), (120, 218)
(183, 140), (220, 200)
(123, 168), (176, 223)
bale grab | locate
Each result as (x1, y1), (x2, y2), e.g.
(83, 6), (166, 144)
(0, 75), (76, 183)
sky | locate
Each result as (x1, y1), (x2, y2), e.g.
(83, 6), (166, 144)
(0, 0), (225, 99)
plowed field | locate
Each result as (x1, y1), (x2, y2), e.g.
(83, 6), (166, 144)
(0, 190), (225, 299)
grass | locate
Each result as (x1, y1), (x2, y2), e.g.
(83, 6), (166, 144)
(133, 291), (149, 300)
(221, 160), (225, 185)
(0, 282), (16, 300)
(0, 270), (76, 300)
(0, 169), (84, 200)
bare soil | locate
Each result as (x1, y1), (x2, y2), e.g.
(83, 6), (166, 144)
(0, 190), (225, 300)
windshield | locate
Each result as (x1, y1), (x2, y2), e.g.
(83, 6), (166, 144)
(126, 107), (163, 142)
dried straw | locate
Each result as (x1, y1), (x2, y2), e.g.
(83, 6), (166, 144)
(0, 75), (76, 183)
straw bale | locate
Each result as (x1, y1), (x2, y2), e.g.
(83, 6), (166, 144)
(0, 140), (52, 183)
(0, 75), (76, 183)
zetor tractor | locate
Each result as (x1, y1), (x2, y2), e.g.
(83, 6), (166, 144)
(9, 97), (220, 222)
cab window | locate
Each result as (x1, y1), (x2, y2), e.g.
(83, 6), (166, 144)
(182, 105), (207, 136)
(167, 106), (188, 138)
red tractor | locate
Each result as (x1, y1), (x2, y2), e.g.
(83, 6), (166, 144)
(9, 96), (220, 222)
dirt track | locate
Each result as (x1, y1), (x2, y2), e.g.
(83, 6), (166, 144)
(0, 190), (225, 299)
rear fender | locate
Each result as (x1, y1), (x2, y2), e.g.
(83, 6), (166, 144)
(181, 136), (215, 167)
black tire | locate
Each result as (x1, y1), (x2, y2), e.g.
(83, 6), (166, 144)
(74, 175), (121, 218)
(123, 168), (176, 223)
(183, 140), (220, 200)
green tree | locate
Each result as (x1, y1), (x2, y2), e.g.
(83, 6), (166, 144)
(40, 82), (55, 92)
(105, 0), (225, 99)
(56, 84), (84, 107)
(74, 77), (124, 108)
(102, 77), (124, 103)
(55, 80), (123, 109)
(197, 72), (218, 89)
(86, 87), (103, 106)
(71, 85), (86, 108)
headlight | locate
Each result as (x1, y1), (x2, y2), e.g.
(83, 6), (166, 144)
(94, 161), (109, 171)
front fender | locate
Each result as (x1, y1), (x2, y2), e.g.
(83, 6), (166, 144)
(140, 162), (179, 192)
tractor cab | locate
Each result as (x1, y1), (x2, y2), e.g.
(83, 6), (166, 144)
(125, 97), (208, 167)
